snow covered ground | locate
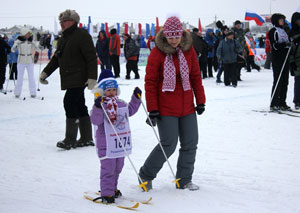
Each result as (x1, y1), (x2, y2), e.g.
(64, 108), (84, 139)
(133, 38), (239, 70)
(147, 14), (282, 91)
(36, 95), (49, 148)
(1, 64), (300, 213)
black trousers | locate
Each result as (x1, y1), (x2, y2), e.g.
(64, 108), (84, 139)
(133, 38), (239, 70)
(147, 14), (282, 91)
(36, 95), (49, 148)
(99, 56), (111, 70)
(207, 58), (213, 77)
(110, 55), (120, 77)
(224, 62), (237, 86)
(246, 55), (260, 72)
(0, 63), (7, 89)
(9, 63), (18, 80)
(63, 87), (89, 119)
(199, 58), (207, 79)
(236, 62), (244, 80)
(294, 75), (300, 105)
(126, 60), (139, 78)
(270, 56), (289, 107)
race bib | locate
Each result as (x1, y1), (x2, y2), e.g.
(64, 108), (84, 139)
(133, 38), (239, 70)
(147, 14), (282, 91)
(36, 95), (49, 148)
(104, 107), (132, 158)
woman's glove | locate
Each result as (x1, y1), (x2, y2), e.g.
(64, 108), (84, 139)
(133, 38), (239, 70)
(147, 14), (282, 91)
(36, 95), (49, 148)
(146, 110), (160, 127)
(195, 104), (205, 115)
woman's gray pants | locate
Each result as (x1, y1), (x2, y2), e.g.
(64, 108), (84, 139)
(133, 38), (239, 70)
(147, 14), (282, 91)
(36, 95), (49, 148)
(139, 113), (198, 186)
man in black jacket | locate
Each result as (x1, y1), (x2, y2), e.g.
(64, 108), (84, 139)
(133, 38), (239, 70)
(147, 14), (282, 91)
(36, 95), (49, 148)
(0, 36), (11, 91)
(39, 9), (98, 149)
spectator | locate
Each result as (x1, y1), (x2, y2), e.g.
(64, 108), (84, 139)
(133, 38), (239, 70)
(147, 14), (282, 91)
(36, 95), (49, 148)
(0, 34), (11, 91)
(217, 30), (242, 87)
(39, 9), (98, 149)
(109, 28), (121, 78)
(96, 30), (111, 70)
(205, 29), (217, 77)
(123, 34), (140, 79)
(289, 12), (300, 110)
(264, 32), (272, 69)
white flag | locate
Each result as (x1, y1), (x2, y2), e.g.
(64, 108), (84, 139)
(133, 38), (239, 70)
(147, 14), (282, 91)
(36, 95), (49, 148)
(50, 33), (55, 45)
(54, 17), (58, 35)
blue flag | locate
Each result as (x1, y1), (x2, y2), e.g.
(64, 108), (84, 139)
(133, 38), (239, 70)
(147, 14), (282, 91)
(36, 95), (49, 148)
(87, 16), (92, 35)
(151, 23), (155, 36)
(146, 23), (150, 39)
(117, 23), (120, 35)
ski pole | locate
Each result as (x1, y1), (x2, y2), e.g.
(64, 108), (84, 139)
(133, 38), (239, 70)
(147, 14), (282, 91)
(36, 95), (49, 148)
(270, 46), (292, 106)
(137, 94), (181, 188)
(4, 63), (13, 95)
(37, 49), (42, 91)
(96, 94), (149, 192)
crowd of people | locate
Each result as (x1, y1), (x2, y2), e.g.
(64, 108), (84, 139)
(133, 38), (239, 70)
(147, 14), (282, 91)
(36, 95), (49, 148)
(1, 9), (300, 204)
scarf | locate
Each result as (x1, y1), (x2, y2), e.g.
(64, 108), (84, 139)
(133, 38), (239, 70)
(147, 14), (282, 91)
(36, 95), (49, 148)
(162, 47), (191, 92)
(103, 96), (118, 124)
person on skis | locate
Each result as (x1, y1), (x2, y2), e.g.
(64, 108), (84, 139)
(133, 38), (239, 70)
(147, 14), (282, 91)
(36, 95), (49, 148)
(90, 69), (142, 203)
(139, 16), (206, 191)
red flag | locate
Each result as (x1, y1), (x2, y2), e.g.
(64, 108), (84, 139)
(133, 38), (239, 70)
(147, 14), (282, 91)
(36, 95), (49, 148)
(105, 22), (110, 37)
(198, 18), (202, 33)
(138, 23), (142, 35)
(124, 23), (128, 34)
(156, 17), (160, 33)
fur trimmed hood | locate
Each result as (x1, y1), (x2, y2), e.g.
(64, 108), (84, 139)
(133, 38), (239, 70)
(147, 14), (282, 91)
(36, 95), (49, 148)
(155, 30), (193, 54)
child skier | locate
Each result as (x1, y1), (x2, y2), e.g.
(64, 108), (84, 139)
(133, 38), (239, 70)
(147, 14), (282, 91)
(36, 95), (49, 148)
(90, 69), (142, 203)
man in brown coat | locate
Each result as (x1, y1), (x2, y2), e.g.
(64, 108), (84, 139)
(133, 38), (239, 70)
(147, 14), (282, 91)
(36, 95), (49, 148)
(39, 9), (98, 150)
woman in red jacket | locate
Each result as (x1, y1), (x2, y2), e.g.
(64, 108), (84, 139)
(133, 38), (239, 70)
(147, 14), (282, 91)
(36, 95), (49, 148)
(139, 16), (206, 191)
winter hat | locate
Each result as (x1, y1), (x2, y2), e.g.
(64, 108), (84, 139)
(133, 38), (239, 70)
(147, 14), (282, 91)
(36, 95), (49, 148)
(271, 13), (286, 27)
(234, 20), (242, 25)
(123, 33), (130, 38)
(163, 16), (183, 38)
(291, 12), (300, 33)
(192, 28), (199, 33)
(93, 69), (120, 97)
(226, 30), (234, 37)
(59, 9), (80, 24)
(20, 27), (31, 36)
(110, 28), (117, 35)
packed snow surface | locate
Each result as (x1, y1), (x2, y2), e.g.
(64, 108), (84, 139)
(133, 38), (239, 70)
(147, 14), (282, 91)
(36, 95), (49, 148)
(1, 64), (299, 213)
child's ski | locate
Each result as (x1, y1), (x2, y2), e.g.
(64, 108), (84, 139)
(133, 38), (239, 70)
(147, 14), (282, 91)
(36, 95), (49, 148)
(94, 191), (152, 204)
(84, 194), (139, 210)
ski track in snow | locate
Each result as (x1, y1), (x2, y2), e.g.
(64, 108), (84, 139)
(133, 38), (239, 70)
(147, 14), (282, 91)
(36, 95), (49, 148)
(0, 64), (300, 213)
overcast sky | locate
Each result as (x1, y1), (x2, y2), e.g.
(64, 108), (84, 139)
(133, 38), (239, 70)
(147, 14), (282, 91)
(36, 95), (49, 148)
(0, 0), (299, 32)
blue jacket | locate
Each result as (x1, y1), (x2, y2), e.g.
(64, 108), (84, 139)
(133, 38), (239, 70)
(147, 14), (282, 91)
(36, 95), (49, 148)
(217, 38), (242, 64)
(205, 29), (217, 58)
(7, 34), (19, 63)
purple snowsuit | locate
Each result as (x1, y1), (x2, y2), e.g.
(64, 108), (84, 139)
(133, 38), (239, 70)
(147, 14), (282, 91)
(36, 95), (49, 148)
(90, 94), (141, 197)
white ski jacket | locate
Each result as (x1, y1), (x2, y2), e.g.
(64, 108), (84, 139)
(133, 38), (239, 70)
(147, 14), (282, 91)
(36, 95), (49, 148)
(12, 39), (40, 64)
